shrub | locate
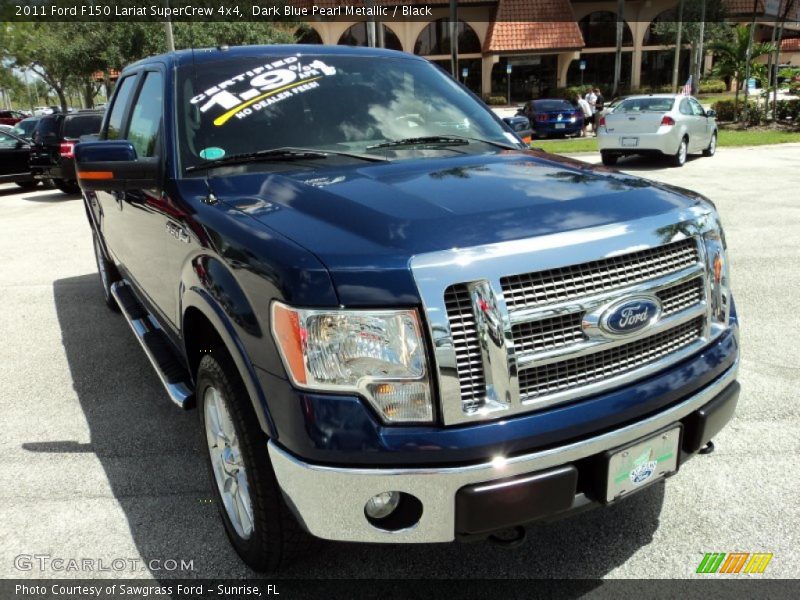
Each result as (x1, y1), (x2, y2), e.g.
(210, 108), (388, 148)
(711, 99), (759, 122)
(775, 99), (800, 121)
(483, 95), (507, 105)
(699, 79), (727, 94)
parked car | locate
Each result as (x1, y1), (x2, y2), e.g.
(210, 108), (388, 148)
(29, 109), (104, 193)
(0, 110), (26, 126)
(521, 98), (584, 138)
(33, 106), (53, 116)
(75, 46), (739, 573)
(12, 116), (41, 140)
(502, 115), (532, 144)
(597, 94), (718, 167)
(0, 129), (38, 189)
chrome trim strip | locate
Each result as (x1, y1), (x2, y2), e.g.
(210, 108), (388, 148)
(268, 359), (738, 543)
(507, 263), (705, 325)
(515, 303), (706, 370)
(410, 206), (717, 426)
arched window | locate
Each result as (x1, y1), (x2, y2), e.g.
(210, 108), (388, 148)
(296, 27), (322, 45)
(578, 12), (633, 48)
(338, 23), (403, 51)
(643, 10), (678, 46)
(414, 19), (481, 55)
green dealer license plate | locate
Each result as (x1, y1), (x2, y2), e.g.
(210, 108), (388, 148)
(605, 426), (680, 502)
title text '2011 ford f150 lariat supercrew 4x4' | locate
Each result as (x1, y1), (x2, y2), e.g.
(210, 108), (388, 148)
(74, 46), (739, 573)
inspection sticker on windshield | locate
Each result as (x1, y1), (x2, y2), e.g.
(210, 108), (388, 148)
(190, 58), (337, 127)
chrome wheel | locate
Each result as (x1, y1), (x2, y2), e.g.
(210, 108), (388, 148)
(204, 385), (254, 539)
(678, 139), (687, 165)
(709, 134), (717, 155)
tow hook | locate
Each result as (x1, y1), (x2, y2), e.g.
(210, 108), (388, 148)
(699, 440), (715, 455)
(488, 526), (527, 548)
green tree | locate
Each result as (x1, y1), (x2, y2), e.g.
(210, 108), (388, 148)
(651, 0), (731, 91)
(709, 24), (776, 121)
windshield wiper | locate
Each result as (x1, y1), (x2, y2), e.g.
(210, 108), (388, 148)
(186, 146), (385, 172)
(367, 135), (521, 151)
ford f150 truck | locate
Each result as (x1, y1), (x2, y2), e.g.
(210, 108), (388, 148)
(75, 46), (739, 573)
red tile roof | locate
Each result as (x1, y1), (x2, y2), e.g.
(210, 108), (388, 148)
(782, 37), (800, 51)
(483, 0), (584, 52)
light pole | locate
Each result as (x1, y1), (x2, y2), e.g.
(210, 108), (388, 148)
(672, 0), (685, 93)
(22, 67), (34, 113)
(163, 0), (175, 51)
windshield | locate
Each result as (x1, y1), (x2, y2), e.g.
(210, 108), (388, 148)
(177, 54), (517, 171)
(617, 97), (675, 113)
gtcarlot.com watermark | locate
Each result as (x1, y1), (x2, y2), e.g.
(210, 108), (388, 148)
(14, 554), (194, 573)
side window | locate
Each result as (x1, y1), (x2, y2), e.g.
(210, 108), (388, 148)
(106, 76), (138, 140)
(0, 132), (16, 148)
(127, 72), (164, 158)
(679, 99), (693, 116)
(689, 99), (706, 117)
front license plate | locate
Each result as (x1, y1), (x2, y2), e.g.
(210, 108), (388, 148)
(605, 426), (680, 502)
(554, 123), (566, 129)
(620, 137), (638, 147)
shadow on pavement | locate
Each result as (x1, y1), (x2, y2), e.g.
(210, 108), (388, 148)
(22, 191), (80, 203)
(51, 273), (665, 580)
(610, 155), (703, 171)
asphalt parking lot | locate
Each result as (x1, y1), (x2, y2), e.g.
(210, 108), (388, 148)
(1, 144), (799, 580)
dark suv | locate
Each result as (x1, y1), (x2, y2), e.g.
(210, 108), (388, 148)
(29, 110), (104, 193)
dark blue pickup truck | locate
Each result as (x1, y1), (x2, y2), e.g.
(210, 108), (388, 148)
(75, 45), (739, 573)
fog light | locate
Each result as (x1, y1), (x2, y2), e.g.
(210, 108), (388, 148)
(365, 491), (400, 520)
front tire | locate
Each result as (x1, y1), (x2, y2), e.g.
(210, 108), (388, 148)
(703, 132), (717, 157)
(601, 151), (618, 166)
(198, 349), (311, 573)
(671, 137), (688, 167)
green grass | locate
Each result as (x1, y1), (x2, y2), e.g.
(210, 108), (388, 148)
(531, 129), (800, 155)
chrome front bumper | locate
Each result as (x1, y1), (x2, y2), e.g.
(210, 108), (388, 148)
(268, 360), (738, 544)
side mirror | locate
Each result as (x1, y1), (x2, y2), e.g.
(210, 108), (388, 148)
(706, 109), (717, 118)
(74, 140), (158, 192)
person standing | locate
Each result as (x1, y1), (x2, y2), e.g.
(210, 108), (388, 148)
(584, 88), (597, 133)
(576, 94), (592, 137)
(593, 88), (605, 135)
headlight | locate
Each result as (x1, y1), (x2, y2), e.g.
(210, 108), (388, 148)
(703, 224), (731, 326)
(271, 302), (433, 423)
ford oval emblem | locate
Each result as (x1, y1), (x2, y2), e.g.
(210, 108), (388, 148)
(600, 296), (661, 336)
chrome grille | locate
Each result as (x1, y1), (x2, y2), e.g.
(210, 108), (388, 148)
(444, 284), (485, 412)
(501, 238), (699, 311)
(657, 277), (704, 315)
(519, 317), (704, 400)
(511, 314), (584, 354)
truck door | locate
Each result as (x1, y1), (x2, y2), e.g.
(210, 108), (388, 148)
(112, 69), (179, 327)
(94, 74), (139, 269)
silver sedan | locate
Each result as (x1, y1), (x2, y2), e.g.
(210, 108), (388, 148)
(597, 94), (718, 167)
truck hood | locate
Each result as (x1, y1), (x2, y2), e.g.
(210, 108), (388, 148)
(208, 150), (710, 305)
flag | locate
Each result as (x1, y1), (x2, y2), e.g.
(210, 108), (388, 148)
(682, 75), (693, 96)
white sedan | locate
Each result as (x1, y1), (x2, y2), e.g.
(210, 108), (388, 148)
(597, 94), (717, 167)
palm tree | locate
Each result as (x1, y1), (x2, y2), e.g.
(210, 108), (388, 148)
(709, 24), (775, 122)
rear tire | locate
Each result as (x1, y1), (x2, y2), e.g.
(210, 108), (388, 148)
(53, 179), (80, 194)
(601, 151), (618, 166)
(703, 132), (717, 157)
(198, 349), (313, 573)
(671, 137), (688, 167)
(93, 233), (119, 312)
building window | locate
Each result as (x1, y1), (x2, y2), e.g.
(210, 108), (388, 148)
(297, 27), (322, 45)
(414, 19), (481, 55)
(338, 23), (403, 51)
(490, 56), (558, 103)
(643, 10), (678, 46)
(567, 53), (632, 92)
(578, 12), (633, 48)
